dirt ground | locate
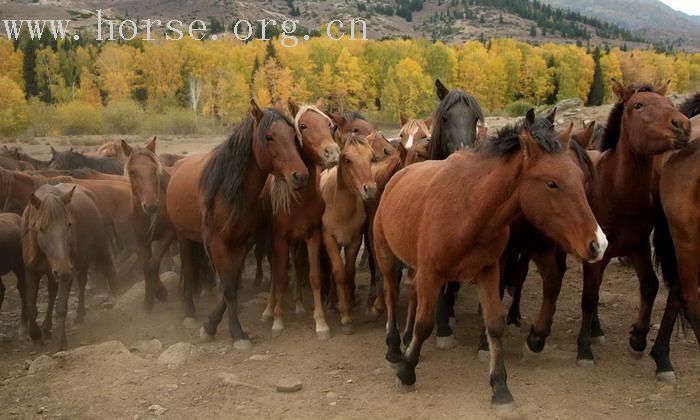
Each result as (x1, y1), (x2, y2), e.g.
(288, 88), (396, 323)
(1, 104), (699, 419)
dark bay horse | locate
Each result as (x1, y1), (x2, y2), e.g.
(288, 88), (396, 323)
(575, 80), (691, 368)
(261, 98), (340, 339)
(166, 100), (307, 350)
(22, 183), (116, 351)
(50, 147), (124, 175)
(0, 213), (25, 322)
(649, 95), (700, 382)
(121, 137), (175, 312)
(373, 109), (606, 409)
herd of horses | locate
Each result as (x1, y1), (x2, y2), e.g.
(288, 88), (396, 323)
(0, 78), (699, 411)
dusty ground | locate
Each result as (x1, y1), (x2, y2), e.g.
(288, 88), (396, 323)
(1, 102), (699, 419)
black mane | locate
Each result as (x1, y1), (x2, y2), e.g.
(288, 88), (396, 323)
(50, 150), (123, 175)
(599, 84), (655, 151)
(679, 92), (700, 118)
(479, 119), (562, 157)
(200, 108), (292, 224)
(429, 89), (485, 160)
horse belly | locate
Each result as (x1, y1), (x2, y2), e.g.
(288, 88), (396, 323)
(166, 156), (206, 242)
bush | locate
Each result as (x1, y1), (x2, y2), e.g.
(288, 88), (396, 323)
(505, 100), (536, 118)
(55, 101), (103, 135)
(0, 76), (29, 137)
(27, 99), (59, 136)
(103, 100), (143, 134)
(146, 107), (199, 135)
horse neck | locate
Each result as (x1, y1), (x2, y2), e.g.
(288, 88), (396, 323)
(374, 153), (403, 190)
(242, 148), (270, 211)
(336, 161), (359, 203)
(12, 172), (42, 205)
(604, 129), (655, 201)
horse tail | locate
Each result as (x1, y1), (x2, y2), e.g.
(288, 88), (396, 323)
(652, 197), (677, 290)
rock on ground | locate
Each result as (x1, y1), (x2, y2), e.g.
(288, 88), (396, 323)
(157, 342), (198, 369)
(130, 339), (163, 354)
(276, 377), (303, 393)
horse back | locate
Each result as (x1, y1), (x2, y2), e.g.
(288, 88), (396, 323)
(166, 153), (210, 242)
(55, 183), (110, 265)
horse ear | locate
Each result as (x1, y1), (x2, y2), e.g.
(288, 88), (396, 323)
(314, 97), (326, 112)
(329, 112), (346, 128)
(574, 121), (596, 149)
(519, 125), (539, 161)
(29, 193), (41, 209)
(544, 107), (557, 124)
(121, 140), (133, 157)
(62, 185), (76, 204)
(524, 108), (536, 130)
(50, 146), (57, 156)
(250, 99), (264, 122)
(611, 78), (632, 103)
(655, 80), (671, 96)
(399, 112), (408, 126)
(146, 136), (157, 153)
(272, 98), (284, 113)
(559, 122), (574, 149)
(287, 98), (299, 116)
(435, 79), (449, 100)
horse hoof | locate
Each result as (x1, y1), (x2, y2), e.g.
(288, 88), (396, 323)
(522, 341), (539, 360)
(199, 326), (215, 342)
(386, 360), (401, 371)
(656, 371), (677, 383)
(492, 402), (516, 415)
(181, 317), (198, 329)
(576, 358), (595, 368)
(316, 328), (331, 341)
(366, 307), (382, 322)
(448, 317), (456, 330)
(261, 311), (273, 322)
(295, 304), (306, 315)
(590, 335), (606, 345)
(233, 339), (253, 351)
(628, 347), (645, 360)
(507, 323), (521, 336)
(436, 335), (458, 350)
(477, 349), (490, 363)
(394, 377), (415, 393)
(341, 323), (354, 335)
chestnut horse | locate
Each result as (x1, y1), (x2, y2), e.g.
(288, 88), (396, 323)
(0, 213), (25, 321)
(398, 113), (431, 148)
(23, 183), (116, 350)
(319, 132), (377, 333)
(121, 137), (175, 312)
(649, 96), (700, 382)
(261, 98), (340, 339)
(166, 100), (307, 349)
(373, 109), (606, 409)
(575, 80), (691, 368)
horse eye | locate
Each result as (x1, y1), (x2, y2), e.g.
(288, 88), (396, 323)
(265, 134), (273, 141)
(344, 157), (352, 164)
(546, 181), (559, 190)
(352, 128), (359, 134)
(299, 124), (307, 130)
(633, 102), (643, 110)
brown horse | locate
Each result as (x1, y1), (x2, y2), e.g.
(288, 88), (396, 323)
(404, 139), (430, 166)
(575, 80), (691, 368)
(398, 113), (431, 148)
(261, 98), (340, 339)
(23, 183), (116, 351)
(649, 99), (700, 382)
(319, 132), (377, 333)
(166, 100), (307, 349)
(373, 109), (606, 409)
(121, 137), (175, 312)
(0, 213), (25, 323)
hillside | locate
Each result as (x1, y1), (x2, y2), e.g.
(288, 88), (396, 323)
(540, 0), (700, 47)
(0, 0), (657, 49)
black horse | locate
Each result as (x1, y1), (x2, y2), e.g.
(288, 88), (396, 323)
(49, 147), (123, 175)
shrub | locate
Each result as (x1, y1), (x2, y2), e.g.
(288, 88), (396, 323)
(146, 107), (199, 135)
(27, 99), (59, 136)
(103, 100), (143, 134)
(0, 76), (29, 137)
(505, 100), (536, 118)
(55, 101), (103, 135)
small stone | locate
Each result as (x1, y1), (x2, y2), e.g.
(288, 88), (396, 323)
(131, 339), (163, 354)
(346, 379), (353, 384)
(157, 342), (198, 369)
(647, 393), (663, 402)
(37, 407), (45, 414)
(325, 391), (338, 400)
(329, 402), (337, 407)
(247, 354), (273, 361)
(276, 378), (303, 393)
(148, 404), (168, 416)
(27, 355), (57, 375)
(132, 415), (141, 420)
(218, 372), (240, 386)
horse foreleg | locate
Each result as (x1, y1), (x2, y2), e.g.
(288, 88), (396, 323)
(149, 230), (175, 301)
(398, 269), (441, 392)
(14, 267), (27, 332)
(505, 254), (531, 329)
(650, 287), (681, 382)
(628, 245), (660, 356)
(374, 226), (402, 366)
(323, 234), (351, 334)
(24, 270), (42, 340)
(42, 273), (57, 339)
(342, 235), (363, 332)
(577, 258), (609, 367)
(74, 270), (88, 324)
(525, 247), (566, 354)
(136, 239), (156, 313)
(292, 241), (307, 315)
(306, 230), (330, 339)
(55, 274), (72, 351)
(271, 234), (290, 337)
(475, 264), (514, 408)
(177, 235), (197, 324)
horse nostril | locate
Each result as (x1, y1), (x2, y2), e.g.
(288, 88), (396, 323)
(671, 119), (681, 130)
(292, 171), (308, 187)
(589, 240), (600, 256)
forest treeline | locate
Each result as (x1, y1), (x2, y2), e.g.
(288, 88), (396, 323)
(1, 31), (699, 136)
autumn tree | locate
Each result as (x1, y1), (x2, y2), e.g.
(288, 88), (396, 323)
(0, 76), (29, 136)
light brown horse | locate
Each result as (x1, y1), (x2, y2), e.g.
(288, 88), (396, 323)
(575, 80), (691, 368)
(23, 183), (116, 351)
(166, 100), (308, 349)
(398, 113), (431, 148)
(261, 98), (340, 339)
(373, 110), (606, 409)
(0, 213), (25, 322)
(319, 132), (377, 334)
(121, 137), (175, 312)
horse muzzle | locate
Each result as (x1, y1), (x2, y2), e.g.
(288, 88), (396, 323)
(142, 202), (159, 215)
(584, 225), (608, 263)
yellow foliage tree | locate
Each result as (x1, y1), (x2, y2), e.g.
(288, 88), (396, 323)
(96, 44), (138, 102)
(0, 76), (29, 136)
(383, 57), (434, 120)
(601, 50), (623, 102)
(0, 40), (23, 88)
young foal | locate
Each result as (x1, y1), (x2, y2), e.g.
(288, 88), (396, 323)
(575, 80), (691, 367)
(320, 132), (377, 334)
(23, 184), (115, 350)
(373, 110), (606, 409)
(261, 99), (340, 339)
(166, 100), (307, 349)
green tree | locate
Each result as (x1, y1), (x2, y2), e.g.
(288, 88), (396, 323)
(587, 47), (604, 106)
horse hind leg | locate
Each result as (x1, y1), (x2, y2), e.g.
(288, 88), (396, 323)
(74, 270), (88, 324)
(292, 241), (308, 315)
(178, 236), (199, 328)
(577, 258), (609, 367)
(525, 248), (566, 355)
(270, 235), (290, 337)
(628, 246), (660, 357)
(374, 229), (402, 366)
(14, 267), (28, 333)
(306, 231), (330, 339)
(505, 254), (531, 330)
